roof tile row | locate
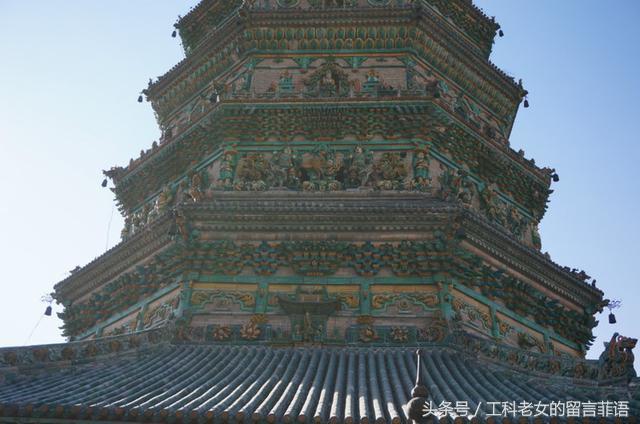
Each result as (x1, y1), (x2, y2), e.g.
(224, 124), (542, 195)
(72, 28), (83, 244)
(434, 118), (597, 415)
(1, 344), (629, 423)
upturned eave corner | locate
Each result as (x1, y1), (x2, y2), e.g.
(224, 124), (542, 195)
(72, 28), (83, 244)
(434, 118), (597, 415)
(52, 213), (175, 308)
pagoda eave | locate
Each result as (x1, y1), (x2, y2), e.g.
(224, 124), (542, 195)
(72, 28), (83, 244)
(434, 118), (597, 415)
(148, 5), (521, 121)
(110, 100), (550, 220)
(54, 192), (601, 325)
(53, 214), (175, 304)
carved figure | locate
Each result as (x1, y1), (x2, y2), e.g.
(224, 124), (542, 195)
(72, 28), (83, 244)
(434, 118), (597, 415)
(271, 146), (299, 188)
(531, 225), (542, 250)
(130, 212), (141, 235)
(234, 153), (273, 191)
(155, 184), (174, 214)
(365, 69), (379, 84)
(321, 71), (336, 95)
(140, 204), (152, 226)
(345, 145), (373, 188)
(278, 70), (294, 94)
(506, 206), (526, 238)
(211, 81), (227, 101)
(218, 146), (238, 189)
(598, 333), (637, 382)
(303, 61), (350, 98)
(121, 216), (132, 240)
(435, 79), (454, 105)
(300, 145), (342, 191)
(517, 332), (544, 352)
(362, 69), (397, 96)
(188, 173), (204, 202)
(150, 203), (161, 224)
(324, 159), (342, 190)
(453, 168), (476, 206)
(453, 94), (470, 121)
(440, 165), (476, 206)
(405, 62), (418, 91)
(412, 145), (431, 191)
(285, 148), (301, 187)
(371, 153), (408, 190)
(438, 165), (456, 201)
(479, 183), (501, 222)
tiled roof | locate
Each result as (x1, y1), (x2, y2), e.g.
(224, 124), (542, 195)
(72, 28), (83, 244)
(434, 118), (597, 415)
(1, 343), (635, 423)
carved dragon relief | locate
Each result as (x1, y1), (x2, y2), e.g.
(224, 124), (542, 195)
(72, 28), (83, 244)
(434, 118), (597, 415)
(452, 298), (491, 332)
(142, 297), (180, 330)
(371, 292), (440, 313)
(191, 290), (256, 311)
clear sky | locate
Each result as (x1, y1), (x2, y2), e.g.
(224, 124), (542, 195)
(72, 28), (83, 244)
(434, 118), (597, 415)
(0, 1), (638, 366)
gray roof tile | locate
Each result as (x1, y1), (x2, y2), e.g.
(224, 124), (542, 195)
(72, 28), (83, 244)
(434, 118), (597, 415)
(0, 344), (636, 423)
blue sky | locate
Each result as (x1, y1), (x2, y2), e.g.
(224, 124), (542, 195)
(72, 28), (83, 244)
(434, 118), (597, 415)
(0, 1), (637, 365)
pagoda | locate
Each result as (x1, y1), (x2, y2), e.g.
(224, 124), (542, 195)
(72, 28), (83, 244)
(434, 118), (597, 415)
(1, 0), (638, 422)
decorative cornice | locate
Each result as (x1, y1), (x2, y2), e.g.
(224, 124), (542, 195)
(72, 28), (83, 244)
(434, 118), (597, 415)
(175, 0), (500, 58)
(459, 209), (603, 308)
(65, 189), (581, 299)
(148, 7), (521, 119)
(53, 215), (175, 303)
(53, 194), (602, 344)
(0, 327), (605, 383)
(0, 327), (173, 371)
(109, 102), (549, 218)
(184, 194), (601, 305)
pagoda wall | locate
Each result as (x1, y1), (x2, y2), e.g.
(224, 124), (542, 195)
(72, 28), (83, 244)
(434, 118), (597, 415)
(119, 142), (542, 250)
(64, 242), (589, 358)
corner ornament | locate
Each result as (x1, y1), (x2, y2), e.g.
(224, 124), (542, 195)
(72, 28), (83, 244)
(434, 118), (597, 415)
(598, 332), (637, 383)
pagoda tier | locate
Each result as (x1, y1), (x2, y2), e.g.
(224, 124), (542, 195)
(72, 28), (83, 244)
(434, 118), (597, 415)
(108, 105), (550, 226)
(55, 192), (601, 356)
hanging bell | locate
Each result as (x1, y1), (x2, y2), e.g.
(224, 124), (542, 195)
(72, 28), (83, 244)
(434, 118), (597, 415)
(101, 178), (108, 187)
(171, 30), (177, 38)
(552, 173), (559, 182)
(609, 313), (616, 324)
(137, 95), (143, 103)
(44, 305), (52, 316)
(524, 99), (530, 108)
(498, 29), (504, 37)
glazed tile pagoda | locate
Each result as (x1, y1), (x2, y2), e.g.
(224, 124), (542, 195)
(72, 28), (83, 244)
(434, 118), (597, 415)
(1, 0), (638, 422)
